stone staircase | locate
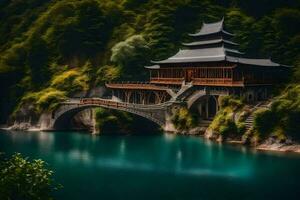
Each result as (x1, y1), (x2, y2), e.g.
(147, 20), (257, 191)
(199, 120), (212, 128)
(172, 82), (194, 101)
(244, 115), (254, 132)
(187, 89), (207, 108)
(244, 101), (271, 132)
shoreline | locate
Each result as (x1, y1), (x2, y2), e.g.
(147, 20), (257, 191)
(222, 138), (300, 154)
(2, 125), (300, 154)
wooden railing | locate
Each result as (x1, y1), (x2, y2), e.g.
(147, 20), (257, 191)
(78, 98), (166, 126)
(150, 78), (184, 85)
(106, 82), (169, 91)
(192, 78), (244, 86)
(79, 98), (171, 109)
(80, 98), (128, 108)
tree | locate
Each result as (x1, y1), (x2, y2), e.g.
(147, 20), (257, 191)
(0, 153), (60, 200)
(111, 35), (150, 80)
(27, 36), (50, 88)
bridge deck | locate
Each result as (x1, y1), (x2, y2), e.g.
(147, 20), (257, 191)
(77, 98), (171, 109)
(106, 82), (170, 91)
(55, 98), (168, 127)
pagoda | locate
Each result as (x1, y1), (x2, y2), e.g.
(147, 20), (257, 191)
(106, 18), (289, 104)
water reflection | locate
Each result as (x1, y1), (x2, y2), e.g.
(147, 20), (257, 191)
(1, 130), (300, 200)
(23, 132), (256, 179)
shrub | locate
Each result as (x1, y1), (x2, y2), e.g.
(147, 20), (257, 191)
(219, 95), (243, 110)
(171, 107), (197, 131)
(96, 65), (121, 84)
(17, 88), (67, 114)
(36, 88), (67, 112)
(0, 153), (59, 200)
(51, 69), (89, 94)
(95, 108), (133, 134)
(253, 85), (300, 141)
(237, 122), (247, 135)
(253, 109), (278, 138)
(219, 120), (236, 136)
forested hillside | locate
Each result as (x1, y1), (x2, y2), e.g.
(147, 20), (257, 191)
(0, 0), (299, 124)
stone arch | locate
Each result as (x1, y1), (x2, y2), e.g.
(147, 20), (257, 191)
(208, 95), (218, 118)
(52, 104), (164, 131)
(189, 95), (219, 120)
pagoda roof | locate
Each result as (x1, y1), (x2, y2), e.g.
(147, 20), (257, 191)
(146, 19), (287, 68)
(151, 46), (243, 64)
(188, 18), (234, 37)
(225, 56), (285, 67)
(182, 39), (238, 47)
(150, 55), (283, 67)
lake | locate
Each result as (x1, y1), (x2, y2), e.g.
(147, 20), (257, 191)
(0, 130), (300, 200)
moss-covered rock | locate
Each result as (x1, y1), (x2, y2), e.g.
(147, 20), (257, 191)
(171, 107), (197, 132)
(207, 96), (246, 141)
(252, 85), (300, 142)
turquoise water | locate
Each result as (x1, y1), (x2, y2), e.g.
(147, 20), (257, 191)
(1, 130), (300, 200)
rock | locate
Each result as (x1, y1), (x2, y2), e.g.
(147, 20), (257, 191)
(204, 128), (218, 140)
(187, 127), (206, 135)
(217, 135), (223, 143)
(9, 122), (31, 131)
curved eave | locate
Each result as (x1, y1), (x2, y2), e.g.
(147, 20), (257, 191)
(182, 39), (239, 47)
(226, 56), (289, 68)
(144, 65), (160, 69)
(222, 30), (235, 36)
(225, 48), (245, 55)
(223, 39), (239, 45)
(188, 29), (235, 37)
(151, 56), (226, 64)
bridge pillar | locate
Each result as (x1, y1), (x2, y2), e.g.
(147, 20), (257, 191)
(163, 110), (177, 132)
(206, 98), (209, 119)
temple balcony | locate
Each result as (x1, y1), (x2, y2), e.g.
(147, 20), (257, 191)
(105, 81), (171, 91)
(150, 77), (185, 85)
(192, 78), (244, 87)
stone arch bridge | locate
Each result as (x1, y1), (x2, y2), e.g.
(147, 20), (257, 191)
(43, 86), (228, 131)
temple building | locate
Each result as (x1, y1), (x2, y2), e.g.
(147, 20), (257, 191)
(106, 19), (289, 105)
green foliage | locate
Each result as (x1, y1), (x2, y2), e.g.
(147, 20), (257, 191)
(253, 85), (300, 141)
(0, 153), (59, 200)
(219, 120), (238, 137)
(95, 107), (134, 133)
(171, 107), (197, 131)
(236, 122), (246, 135)
(0, 0), (299, 126)
(96, 65), (121, 84)
(17, 88), (67, 114)
(292, 61), (300, 83)
(39, 0), (114, 60)
(225, 8), (255, 52)
(219, 95), (244, 110)
(210, 108), (239, 138)
(51, 69), (89, 93)
(26, 36), (50, 88)
(111, 35), (150, 80)
(210, 96), (246, 139)
(253, 109), (278, 137)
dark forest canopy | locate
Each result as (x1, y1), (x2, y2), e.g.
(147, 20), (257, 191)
(0, 0), (299, 123)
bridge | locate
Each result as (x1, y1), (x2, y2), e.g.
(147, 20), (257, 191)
(43, 84), (224, 132)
